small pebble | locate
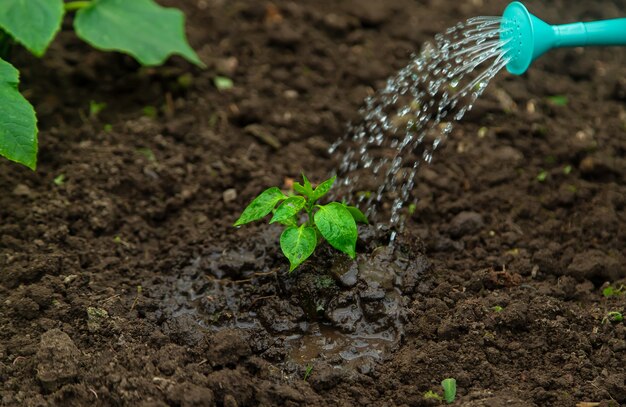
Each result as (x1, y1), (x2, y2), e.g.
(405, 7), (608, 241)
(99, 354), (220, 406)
(223, 188), (237, 203)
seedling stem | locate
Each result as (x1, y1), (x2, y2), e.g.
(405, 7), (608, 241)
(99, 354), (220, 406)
(64, 1), (92, 12)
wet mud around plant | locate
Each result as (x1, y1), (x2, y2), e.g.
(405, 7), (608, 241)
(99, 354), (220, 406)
(149, 225), (427, 371)
(1, 0), (626, 406)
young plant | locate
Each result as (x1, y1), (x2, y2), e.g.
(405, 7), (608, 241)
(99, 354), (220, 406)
(0, 0), (203, 170)
(303, 364), (313, 381)
(602, 284), (625, 298)
(234, 175), (368, 271)
(603, 311), (624, 324)
(422, 390), (443, 401)
(441, 378), (457, 404)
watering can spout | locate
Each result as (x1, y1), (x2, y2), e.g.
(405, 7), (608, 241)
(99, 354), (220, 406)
(500, 1), (626, 75)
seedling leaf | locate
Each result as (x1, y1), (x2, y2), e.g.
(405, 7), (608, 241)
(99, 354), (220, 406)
(280, 225), (317, 271)
(0, 0), (64, 56)
(606, 311), (624, 323)
(74, 0), (204, 67)
(536, 170), (548, 182)
(344, 205), (369, 224)
(423, 390), (443, 401)
(312, 176), (336, 200)
(0, 58), (38, 170)
(314, 203), (357, 258)
(234, 187), (286, 226)
(294, 174), (315, 198)
(303, 364), (313, 381)
(441, 378), (457, 404)
(271, 196), (306, 224)
(293, 182), (307, 197)
(214, 76), (234, 90)
(53, 174), (66, 186)
(602, 284), (624, 298)
(302, 174), (313, 190)
(547, 95), (568, 106)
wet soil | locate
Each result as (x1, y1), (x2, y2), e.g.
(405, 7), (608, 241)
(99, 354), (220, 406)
(1, 0), (626, 406)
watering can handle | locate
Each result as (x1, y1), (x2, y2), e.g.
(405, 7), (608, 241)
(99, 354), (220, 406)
(553, 19), (626, 48)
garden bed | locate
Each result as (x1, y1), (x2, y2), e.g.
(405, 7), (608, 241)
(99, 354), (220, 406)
(1, 0), (625, 405)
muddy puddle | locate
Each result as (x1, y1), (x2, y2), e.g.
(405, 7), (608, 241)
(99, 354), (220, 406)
(146, 227), (429, 370)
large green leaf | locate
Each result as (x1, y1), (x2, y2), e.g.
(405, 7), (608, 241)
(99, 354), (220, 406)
(234, 187), (286, 226)
(0, 58), (37, 170)
(74, 0), (203, 67)
(0, 0), (64, 56)
(270, 196), (305, 224)
(314, 202), (357, 258)
(280, 225), (317, 271)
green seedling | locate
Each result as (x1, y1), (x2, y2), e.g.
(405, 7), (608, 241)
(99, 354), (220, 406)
(142, 106), (158, 119)
(536, 170), (548, 182)
(234, 175), (368, 271)
(562, 165), (573, 175)
(177, 73), (194, 89)
(0, 0), (203, 170)
(602, 284), (625, 298)
(214, 76), (234, 91)
(303, 364), (313, 381)
(137, 147), (156, 162)
(547, 95), (569, 106)
(89, 100), (106, 117)
(492, 305), (504, 313)
(53, 174), (66, 186)
(604, 311), (624, 324)
(441, 378), (457, 404)
(113, 235), (130, 248)
(423, 390), (443, 401)
(422, 390), (443, 401)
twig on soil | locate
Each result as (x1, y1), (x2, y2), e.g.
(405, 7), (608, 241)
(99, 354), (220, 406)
(205, 269), (278, 285)
(88, 387), (98, 399)
(102, 294), (122, 304)
(588, 380), (616, 403)
(250, 295), (276, 306)
(243, 143), (256, 160)
(153, 377), (176, 385)
(12, 356), (25, 366)
(130, 286), (142, 311)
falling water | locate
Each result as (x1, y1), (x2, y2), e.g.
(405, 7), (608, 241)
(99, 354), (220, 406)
(330, 17), (513, 237)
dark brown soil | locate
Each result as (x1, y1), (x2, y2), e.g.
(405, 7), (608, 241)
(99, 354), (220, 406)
(1, 0), (625, 406)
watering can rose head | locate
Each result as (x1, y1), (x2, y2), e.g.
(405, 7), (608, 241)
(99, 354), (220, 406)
(500, 1), (626, 75)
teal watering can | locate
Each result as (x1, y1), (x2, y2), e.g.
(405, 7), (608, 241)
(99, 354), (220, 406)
(500, 1), (626, 75)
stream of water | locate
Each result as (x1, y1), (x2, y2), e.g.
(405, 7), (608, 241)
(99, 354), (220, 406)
(330, 16), (513, 236)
